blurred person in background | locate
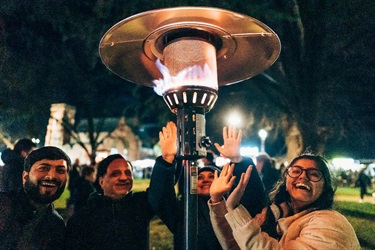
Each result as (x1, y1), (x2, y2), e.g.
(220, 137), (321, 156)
(256, 153), (281, 196)
(69, 165), (96, 213)
(0, 138), (36, 192)
(355, 164), (371, 203)
(68, 159), (81, 191)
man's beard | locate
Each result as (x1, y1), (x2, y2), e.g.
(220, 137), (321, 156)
(24, 177), (66, 204)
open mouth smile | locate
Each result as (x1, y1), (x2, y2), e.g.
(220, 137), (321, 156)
(40, 181), (58, 188)
(294, 183), (311, 191)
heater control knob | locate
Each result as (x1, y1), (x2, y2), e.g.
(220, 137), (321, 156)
(201, 136), (212, 148)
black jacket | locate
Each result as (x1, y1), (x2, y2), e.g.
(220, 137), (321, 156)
(0, 190), (66, 249)
(69, 177), (96, 212)
(0, 148), (24, 192)
(66, 191), (154, 250)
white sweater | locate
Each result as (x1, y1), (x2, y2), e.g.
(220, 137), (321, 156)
(209, 200), (360, 250)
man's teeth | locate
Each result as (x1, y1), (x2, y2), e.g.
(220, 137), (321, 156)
(295, 183), (311, 191)
(41, 182), (57, 187)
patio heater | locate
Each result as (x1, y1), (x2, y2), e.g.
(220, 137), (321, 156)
(99, 7), (280, 249)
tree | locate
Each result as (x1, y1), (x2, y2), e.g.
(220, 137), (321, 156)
(1, 0), (374, 160)
(263, 0), (375, 160)
(209, 0), (374, 160)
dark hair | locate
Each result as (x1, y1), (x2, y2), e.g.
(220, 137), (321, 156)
(97, 154), (127, 178)
(14, 138), (36, 154)
(198, 166), (221, 175)
(256, 153), (273, 174)
(269, 153), (336, 211)
(81, 166), (95, 177)
(24, 146), (72, 172)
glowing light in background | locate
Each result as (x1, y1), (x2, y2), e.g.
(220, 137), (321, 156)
(240, 146), (259, 157)
(331, 157), (361, 171)
(226, 111), (242, 127)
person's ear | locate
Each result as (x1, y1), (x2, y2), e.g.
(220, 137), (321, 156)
(22, 171), (28, 185)
(99, 177), (104, 188)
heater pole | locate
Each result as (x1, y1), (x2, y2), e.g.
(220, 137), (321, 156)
(177, 107), (209, 250)
(183, 160), (198, 249)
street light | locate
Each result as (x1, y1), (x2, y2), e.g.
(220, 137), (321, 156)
(227, 111), (242, 127)
(99, 7), (280, 249)
(258, 129), (268, 152)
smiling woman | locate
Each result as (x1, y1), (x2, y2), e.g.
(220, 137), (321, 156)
(284, 157), (329, 213)
(208, 153), (361, 250)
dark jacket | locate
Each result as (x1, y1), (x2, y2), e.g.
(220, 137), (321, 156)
(66, 191), (154, 250)
(69, 177), (96, 212)
(261, 166), (281, 195)
(231, 157), (266, 216)
(0, 148), (24, 192)
(149, 156), (266, 250)
(0, 190), (66, 249)
(356, 171), (371, 188)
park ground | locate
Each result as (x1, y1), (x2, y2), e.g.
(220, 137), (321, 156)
(55, 181), (375, 250)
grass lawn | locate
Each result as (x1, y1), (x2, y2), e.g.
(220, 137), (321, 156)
(334, 187), (375, 250)
(54, 180), (374, 249)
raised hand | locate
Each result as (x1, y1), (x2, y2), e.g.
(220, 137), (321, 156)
(159, 121), (177, 163)
(226, 166), (252, 212)
(214, 126), (242, 162)
(210, 163), (236, 203)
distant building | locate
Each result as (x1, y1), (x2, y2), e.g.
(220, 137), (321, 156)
(45, 103), (141, 165)
(45, 103), (76, 147)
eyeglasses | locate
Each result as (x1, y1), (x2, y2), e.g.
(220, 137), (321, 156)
(286, 166), (323, 182)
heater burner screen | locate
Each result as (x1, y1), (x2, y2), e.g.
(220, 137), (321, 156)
(163, 39), (218, 91)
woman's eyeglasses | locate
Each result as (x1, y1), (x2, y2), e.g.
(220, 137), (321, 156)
(286, 166), (323, 182)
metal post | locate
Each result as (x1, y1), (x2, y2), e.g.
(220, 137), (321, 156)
(260, 138), (265, 152)
(177, 107), (208, 250)
(183, 160), (198, 249)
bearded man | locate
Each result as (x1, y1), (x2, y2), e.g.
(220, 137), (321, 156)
(0, 146), (71, 249)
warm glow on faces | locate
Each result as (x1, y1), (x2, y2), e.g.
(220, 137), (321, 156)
(197, 171), (215, 196)
(286, 159), (324, 211)
(22, 159), (68, 203)
(99, 158), (133, 200)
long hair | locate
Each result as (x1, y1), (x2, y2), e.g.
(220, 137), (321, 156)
(268, 153), (336, 211)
